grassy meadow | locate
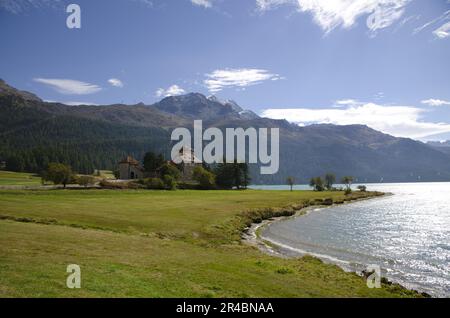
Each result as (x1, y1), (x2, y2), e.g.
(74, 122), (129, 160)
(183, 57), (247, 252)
(0, 171), (41, 186)
(0, 175), (420, 298)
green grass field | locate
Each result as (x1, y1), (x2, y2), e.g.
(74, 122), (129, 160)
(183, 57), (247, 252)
(0, 187), (420, 298)
(0, 171), (41, 186)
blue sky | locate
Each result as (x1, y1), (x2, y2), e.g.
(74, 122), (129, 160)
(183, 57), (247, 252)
(1, 0), (450, 140)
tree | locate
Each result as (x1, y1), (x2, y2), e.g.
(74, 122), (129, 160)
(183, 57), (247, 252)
(143, 152), (165, 174)
(309, 177), (325, 191)
(286, 176), (295, 191)
(357, 185), (367, 192)
(341, 176), (354, 192)
(214, 162), (235, 189)
(159, 162), (181, 180)
(76, 175), (96, 188)
(43, 163), (74, 188)
(214, 160), (250, 190)
(240, 163), (251, 189)
(324, 173), (336, 191)
(192, 166), (216, 189)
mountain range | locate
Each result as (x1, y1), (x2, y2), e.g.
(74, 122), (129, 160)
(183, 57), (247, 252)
(1, 79), (450, 184)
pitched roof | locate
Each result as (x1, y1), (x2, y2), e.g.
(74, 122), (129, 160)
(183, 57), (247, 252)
(173, 146), (201, 164)
(119, 156), (140, 165)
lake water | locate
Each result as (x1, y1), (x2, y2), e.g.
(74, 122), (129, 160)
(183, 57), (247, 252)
(252, 183), (450, 297)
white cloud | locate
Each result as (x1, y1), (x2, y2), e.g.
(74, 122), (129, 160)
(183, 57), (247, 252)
(108, 78), (124, 88)
(257, 0), (410, 34)
(44, 100), (99, 106)
(155, 85), (186, 97)
(204, 68), (283, 93)
(34, 78), (102, 95)
(62, 101), (99, 106)
(433, 21), (450, 39)
(191, 0), (212, 8)
(261, 101), (450, 139)
(335, 99), (361, 105)
(422, 99), (450, 107)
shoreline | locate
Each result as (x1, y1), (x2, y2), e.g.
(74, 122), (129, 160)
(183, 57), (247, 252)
(242, 193), (388, 254)
(242, 192), (432, 298)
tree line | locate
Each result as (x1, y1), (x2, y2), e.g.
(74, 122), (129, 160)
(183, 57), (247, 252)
(40, 151), (251, 191)
(286, 173), (365, 194)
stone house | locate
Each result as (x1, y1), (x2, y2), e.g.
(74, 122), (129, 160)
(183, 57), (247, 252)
(118, 156), (144, 180)
(118, 147), (202, 181)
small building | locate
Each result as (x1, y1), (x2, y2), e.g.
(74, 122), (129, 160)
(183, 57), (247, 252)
(173, 146), (202, 182)
(118, 148), (202, 181)
(119, 156), (144, 180)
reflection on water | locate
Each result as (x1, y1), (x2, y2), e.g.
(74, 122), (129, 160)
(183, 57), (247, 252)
(256, 183), (450, 297)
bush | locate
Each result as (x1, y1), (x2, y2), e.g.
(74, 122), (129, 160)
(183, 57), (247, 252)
(357, 185), (367, 192)
(159, 163), (181, 180)
(192, 166), (216, 189)
(99, 180), (141, 189)
(345, 188), (352, 195)
(76, 175), (96, 187)
(309, 177), (325, 191)
(145, 178), (165, 190)
(275, 268), (293, 275)
(177, 182), (199, 190)
(163, 175), (177, 190)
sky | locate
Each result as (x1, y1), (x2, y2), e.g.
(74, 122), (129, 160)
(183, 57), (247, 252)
(1, 0), (450, 141)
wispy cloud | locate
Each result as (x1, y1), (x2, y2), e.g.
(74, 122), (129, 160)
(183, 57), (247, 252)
(422, 99), (450, 107)
(108, 78), (124, 88)
(433, 21), (450, 39)
(413, 10), (450, 36)
(34, 78), (102, 95)
(204, 68), (283, 93)
(257, 0), (411, 35)
(155, 85), (186, 97)
(191, 0), (213, 8)
(261, 100), (450, 139)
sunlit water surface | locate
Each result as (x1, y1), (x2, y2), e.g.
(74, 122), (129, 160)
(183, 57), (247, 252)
(252, 183), (450, 297)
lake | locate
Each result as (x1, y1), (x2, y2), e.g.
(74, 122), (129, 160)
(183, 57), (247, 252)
(252, 183), (450, 297)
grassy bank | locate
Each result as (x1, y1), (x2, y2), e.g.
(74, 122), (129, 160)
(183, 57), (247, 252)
(0, 188), (420, 297)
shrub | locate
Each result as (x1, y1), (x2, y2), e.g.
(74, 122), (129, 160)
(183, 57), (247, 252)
(309, 177), (325, 191)
(345, 188), (352, 195)
(163, 175), (177, 190)
(76, 175), (96, 187)
(99, 180), (141, 189)
(357, 185), (367, 192)
(159, 163), (181, 180)
(192, 166), (216, 189)
(275, 268), (293, 275)
(145, 178), (165, 190)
